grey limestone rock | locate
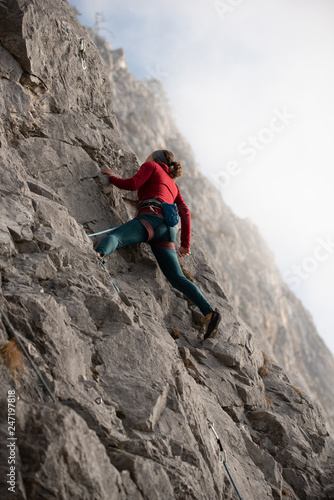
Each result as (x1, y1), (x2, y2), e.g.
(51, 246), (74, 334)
(91, 29), (334, 436)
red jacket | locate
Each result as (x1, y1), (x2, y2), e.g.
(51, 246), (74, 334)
(106, 161), (191, 248)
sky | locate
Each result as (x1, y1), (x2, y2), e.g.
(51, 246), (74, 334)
(69, 0), (334, 355)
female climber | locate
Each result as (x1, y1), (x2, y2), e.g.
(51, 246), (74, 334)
(95, 149), (221, 339)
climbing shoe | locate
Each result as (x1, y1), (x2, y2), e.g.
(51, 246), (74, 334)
(96, 254), (105, 264)
(203, 310), (221, 340)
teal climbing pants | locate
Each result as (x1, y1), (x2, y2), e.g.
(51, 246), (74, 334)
(95, 215), (212, 316)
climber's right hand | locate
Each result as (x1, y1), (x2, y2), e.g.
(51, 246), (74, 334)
(177, 246), (191, 258)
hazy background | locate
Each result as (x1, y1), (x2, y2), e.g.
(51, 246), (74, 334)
(69, 0), (334, 355)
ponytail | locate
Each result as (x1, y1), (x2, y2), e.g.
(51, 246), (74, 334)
(163, 150), (183, 179)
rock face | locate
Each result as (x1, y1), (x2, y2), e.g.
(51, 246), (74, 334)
(0, 1), (333, 499)
(88, 31), (334, 434)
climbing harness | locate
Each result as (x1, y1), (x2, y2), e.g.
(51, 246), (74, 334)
(137, 197), (178, 244)
(0, 306), (56, 403)
(88, 227), (117, 238)
(80, 38), (87, 70)
(138, 198), (179, 227)
(208, 420), (243, 500)
(96, 256), (119, 293)
(137, 216), (155, 242)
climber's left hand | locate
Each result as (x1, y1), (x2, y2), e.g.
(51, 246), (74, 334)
(101, 168), (113, 176)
